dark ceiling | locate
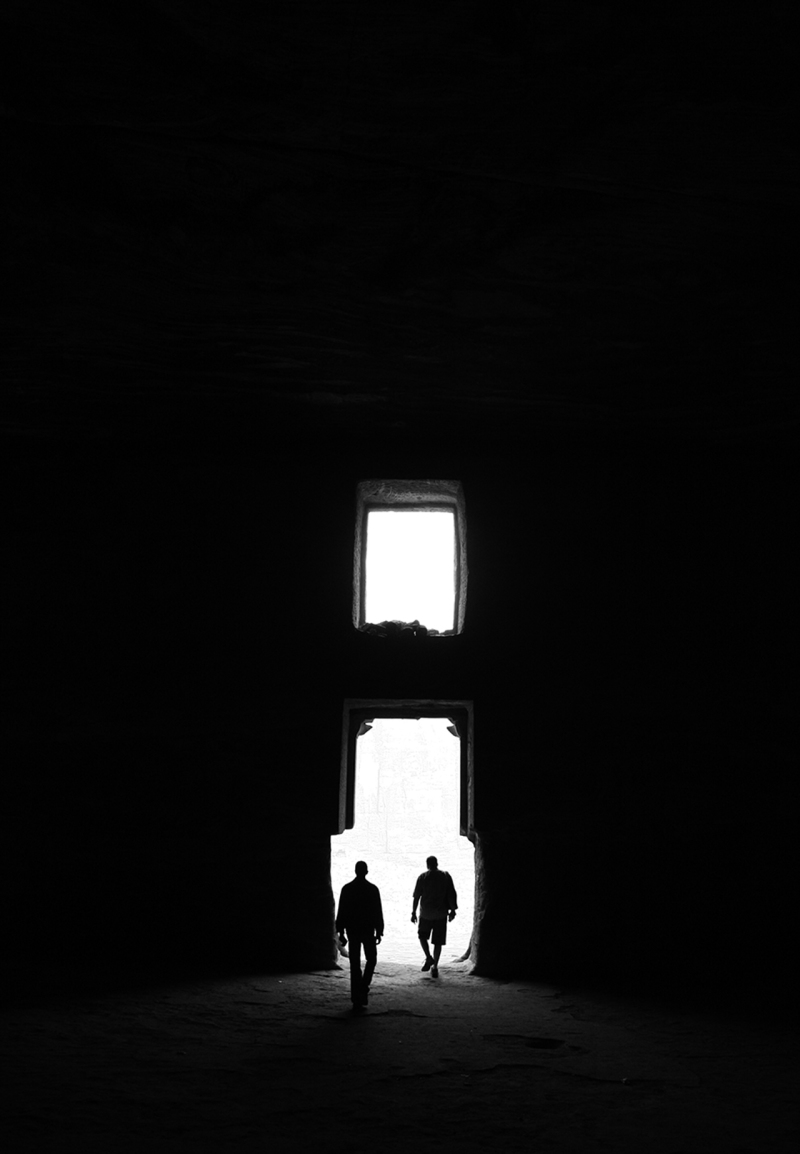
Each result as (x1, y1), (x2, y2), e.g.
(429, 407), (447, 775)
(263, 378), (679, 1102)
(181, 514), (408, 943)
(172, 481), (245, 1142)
(2, 2), (799, 444)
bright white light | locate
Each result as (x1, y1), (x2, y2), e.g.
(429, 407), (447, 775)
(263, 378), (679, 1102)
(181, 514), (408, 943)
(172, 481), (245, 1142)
(365, 510), (455, 632)
(332, 718), (474, 964)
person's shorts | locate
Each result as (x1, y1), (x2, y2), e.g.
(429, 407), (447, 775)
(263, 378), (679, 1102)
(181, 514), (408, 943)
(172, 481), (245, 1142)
(418, 917), (447, 946)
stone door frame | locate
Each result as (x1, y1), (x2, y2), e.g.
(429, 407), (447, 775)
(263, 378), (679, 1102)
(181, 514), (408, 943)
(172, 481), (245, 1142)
(337, 699), (474, 838)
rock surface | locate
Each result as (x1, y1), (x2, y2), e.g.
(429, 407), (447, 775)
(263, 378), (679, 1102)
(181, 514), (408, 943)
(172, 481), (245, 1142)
(4, 965), (797, 1152)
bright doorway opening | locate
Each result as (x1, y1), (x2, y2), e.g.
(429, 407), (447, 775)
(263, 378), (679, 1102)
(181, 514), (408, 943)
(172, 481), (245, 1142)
(332, 717), (475, 964)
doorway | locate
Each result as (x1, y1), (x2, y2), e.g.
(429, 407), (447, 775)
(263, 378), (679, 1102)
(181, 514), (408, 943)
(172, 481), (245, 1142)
(332, 716), (475, 964)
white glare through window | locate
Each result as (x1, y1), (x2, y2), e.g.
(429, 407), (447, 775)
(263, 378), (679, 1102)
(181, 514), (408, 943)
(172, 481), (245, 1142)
(365, 509), (455, 633)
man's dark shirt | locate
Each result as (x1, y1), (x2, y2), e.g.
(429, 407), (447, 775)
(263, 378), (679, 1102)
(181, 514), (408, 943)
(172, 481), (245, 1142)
(336, 877), (384, 937)
(413, 868), (457, 921)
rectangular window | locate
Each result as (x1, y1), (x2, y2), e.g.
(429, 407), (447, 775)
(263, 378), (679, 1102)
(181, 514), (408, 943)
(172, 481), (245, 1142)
(354, 480), (467, 635)
(365, 508), (455, 632)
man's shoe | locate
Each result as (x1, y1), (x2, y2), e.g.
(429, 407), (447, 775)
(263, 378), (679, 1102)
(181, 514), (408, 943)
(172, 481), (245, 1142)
(421, 958), (433, 972)
(431, 964), (439, 977)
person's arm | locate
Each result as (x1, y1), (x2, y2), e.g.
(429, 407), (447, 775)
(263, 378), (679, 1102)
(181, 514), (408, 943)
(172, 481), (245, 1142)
(335, 889), (348, 943)
(447, 873), (457, 921)
(411, 875), (421, 923)
(375, 889), (384, 943)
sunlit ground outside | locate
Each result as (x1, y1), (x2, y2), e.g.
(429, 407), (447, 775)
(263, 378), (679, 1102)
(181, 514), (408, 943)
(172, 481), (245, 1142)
(332, 718), (475, 965)
(365, 510), (455, 633)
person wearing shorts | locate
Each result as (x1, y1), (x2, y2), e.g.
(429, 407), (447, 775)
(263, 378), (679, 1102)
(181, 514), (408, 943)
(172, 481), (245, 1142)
(410, 855), (457, 977)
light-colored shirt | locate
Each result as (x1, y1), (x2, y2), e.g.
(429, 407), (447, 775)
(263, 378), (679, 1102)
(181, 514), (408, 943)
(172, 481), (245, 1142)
(413, 869), (457, 921)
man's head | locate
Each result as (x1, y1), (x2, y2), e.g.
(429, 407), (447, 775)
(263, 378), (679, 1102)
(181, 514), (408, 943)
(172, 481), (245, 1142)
(426, 856), (438, 870)
(354, 860), (368, 877)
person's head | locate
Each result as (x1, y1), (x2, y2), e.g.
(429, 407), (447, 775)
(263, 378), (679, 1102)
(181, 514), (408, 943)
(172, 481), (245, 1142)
(426, 856), (438, 870)
(354, 860), (368, 877)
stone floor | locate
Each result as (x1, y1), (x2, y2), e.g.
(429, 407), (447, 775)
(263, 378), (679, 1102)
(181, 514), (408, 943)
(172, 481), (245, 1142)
(3, 957), (798, 1153)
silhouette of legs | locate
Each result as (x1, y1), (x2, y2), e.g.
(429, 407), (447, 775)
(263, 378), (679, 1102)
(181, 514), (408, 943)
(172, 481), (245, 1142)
(348, 938), (364, 1005)
(362, 936), (377, 990)
(419, 931), (433, 969)
(348, 933), (377, 1007)
(418, 918), (445, 976)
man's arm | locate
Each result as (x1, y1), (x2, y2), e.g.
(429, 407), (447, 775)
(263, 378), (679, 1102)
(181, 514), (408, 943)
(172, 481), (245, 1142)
(335, 887), (348, 939)
(411, 874), (421, 923)
(446, 872), (457, 921)
(374, 888), (384, 943)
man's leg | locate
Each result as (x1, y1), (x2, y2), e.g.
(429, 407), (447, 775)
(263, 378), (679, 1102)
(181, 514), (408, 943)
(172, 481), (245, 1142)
(418, 920), (433, 970)
(431, 921), (446, 976)
(362, 936), (377, 1003)
(349, 936), (364, 1006)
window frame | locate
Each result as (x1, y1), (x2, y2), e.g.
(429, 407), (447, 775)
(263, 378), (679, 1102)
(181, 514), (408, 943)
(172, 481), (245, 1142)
(353, 479), (467, 635)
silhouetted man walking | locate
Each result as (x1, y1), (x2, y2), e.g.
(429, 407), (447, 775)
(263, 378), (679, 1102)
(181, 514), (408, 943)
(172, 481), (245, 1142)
(336, 861), (384, 1010)
(411, 855), (457, 977)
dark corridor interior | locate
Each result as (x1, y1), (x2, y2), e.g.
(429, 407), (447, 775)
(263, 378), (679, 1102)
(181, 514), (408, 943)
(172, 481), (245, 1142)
(1, 3), (798, 1148)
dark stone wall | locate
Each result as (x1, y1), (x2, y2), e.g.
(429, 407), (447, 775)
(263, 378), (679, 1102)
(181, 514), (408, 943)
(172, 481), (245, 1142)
(2, 2), (797, 1003)
(3, 427), (796, 1003)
